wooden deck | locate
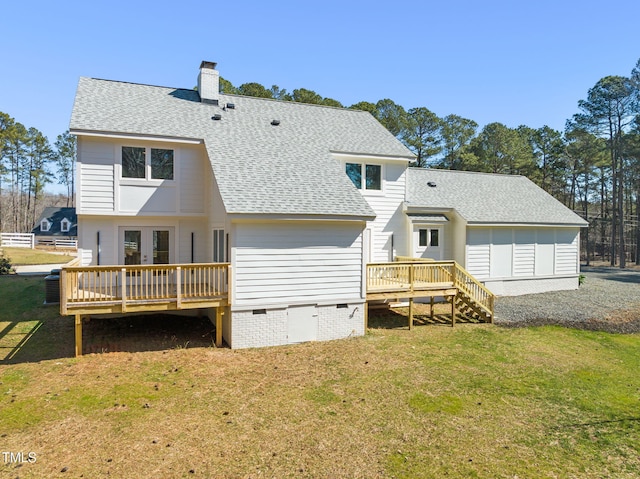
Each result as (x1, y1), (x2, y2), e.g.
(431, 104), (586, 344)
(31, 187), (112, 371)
(366, 260), (494, 329)
(60, 259), (230, 355)
(60, 257), (493, 357)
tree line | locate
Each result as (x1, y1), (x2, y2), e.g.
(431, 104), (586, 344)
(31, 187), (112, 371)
(0, 112), (76, 233)
(219, 59), (640, 267)
(3, 60), (639, 267)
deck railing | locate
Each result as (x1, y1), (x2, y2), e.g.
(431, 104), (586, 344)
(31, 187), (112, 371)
(366, 260), (494, 316)
(60, 262), (230, 315)
(367, 261), (455, 293)
(452, 263), (494, 315)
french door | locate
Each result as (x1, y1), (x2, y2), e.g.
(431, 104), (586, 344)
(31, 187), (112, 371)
(121, 227), (174, 265)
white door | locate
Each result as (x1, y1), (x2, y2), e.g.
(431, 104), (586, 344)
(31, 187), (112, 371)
(287, 305), (318, 343)
(121, 227), (174, 265)
(413, 225), (443, 260)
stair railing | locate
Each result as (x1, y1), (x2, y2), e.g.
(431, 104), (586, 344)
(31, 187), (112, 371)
(452, 262), (494, 318)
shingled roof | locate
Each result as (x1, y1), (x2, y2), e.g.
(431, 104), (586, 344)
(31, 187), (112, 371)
(406, 168), (588, 226)
(32, 207), (77, 236)
(70, 76), (414, 217)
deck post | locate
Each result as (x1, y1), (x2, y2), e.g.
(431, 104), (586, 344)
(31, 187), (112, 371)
(430, 296), (434, 321)
(364, 301), (369, 330)
(215, 307), (223, 347)
(60, 268), (68, 315)
(176, 267), (182, 309)
(75, 314), (83, 357)
(408, 297), (414, 330)
(121, 268), (127, 313)
(451, 293), (456, 327)
(489, 295), (494, 323)
(408, 264), (414, 294)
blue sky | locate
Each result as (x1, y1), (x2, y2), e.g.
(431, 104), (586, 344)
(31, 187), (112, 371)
(2, 0), (639, 174)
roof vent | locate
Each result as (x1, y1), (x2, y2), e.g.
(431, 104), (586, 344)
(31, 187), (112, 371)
(271, 119), (280, 126)
(211, 114), (222, 121)
(427, 181), (437, 188)
(226, 103), (235, 109)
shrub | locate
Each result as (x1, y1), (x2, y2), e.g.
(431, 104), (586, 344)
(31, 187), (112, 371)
(0, 254), (15, 275)
(579, 274), (586, 286)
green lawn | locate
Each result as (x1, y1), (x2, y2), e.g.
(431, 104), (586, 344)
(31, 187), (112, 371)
(1, 276), (639, 478)
(1, 247), (74, 266)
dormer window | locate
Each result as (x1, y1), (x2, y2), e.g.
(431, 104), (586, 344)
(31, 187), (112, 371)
(61, 218), (70, 233)
(346, 163), (381, 191)
(41, 219), (51, 232)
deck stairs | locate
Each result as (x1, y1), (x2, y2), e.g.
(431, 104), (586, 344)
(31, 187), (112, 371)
(366, 259), (494, 324)
(449, 289), (493, 323)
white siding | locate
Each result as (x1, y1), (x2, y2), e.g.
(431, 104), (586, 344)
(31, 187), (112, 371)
(363, 162), (408, 262)
(466, 228), (491, 279)
(180, 145), (205, 214)
(178, 219), (208, 263)
(466, 227), (581, 285)
(77, 216), (117, 265)
(78, 139), (115, 212)
(490, 229), (513, 278)
(555, 229), (579, 275)
(233, 222), (364, 307)
(77, 137), (210, 217)
(120, 185), (176, 213)
(77, 216), (206, 266)
(535, 230), (555, 276)
(513, 229), (536, 276)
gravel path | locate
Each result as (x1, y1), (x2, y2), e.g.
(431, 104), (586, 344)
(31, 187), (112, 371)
(494, 266), (640, 333)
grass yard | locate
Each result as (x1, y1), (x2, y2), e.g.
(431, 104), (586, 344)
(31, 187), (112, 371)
(1, 247), (74, 266)
(1, 276), (640, 478)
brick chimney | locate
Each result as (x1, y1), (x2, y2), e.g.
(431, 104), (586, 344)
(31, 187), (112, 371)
(198, 61), (219, 105)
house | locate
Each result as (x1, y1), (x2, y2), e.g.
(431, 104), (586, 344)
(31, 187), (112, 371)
(65, 61), (585, 351)
(32, 207), (78, 247)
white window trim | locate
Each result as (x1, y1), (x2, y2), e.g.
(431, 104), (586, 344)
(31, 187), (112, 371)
(417, 227), (442, 247)
(41, 219), (51, 232)
(119, 145), (176, 184)
(60, 218), (71, 233)
(344, 161), (384, 196)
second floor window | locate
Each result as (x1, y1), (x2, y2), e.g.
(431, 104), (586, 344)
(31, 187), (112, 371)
(122, 146), (174, 180)
(61, 219), (70, 233)
(345, 162), (381, 191)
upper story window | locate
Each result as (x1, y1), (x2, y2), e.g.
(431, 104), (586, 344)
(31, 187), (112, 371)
(345, 162), (381, 191)
(41, 219), (51, 232)
(122, 146), (174, 180)
(61, 219), (70, 233)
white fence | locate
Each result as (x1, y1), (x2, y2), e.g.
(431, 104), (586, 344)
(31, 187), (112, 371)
(0, 233), (35, 248)
(35, 237), (78, 249)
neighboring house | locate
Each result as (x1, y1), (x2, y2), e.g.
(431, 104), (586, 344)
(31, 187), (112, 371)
(67, 61), (586, 349)
(32, 207), (78, 240)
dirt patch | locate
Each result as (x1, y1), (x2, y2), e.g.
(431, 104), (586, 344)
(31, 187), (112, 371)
(82, 314), (217, 354)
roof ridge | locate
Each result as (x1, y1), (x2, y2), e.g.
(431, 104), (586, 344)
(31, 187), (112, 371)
(85, 77), (192, 93)
(410, 167), (524, 179)
(219, 92), (371, 113)
(82, 78), (370, 114)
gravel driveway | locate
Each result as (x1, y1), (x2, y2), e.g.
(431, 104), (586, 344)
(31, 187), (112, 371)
(494, 266), (640, 333)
